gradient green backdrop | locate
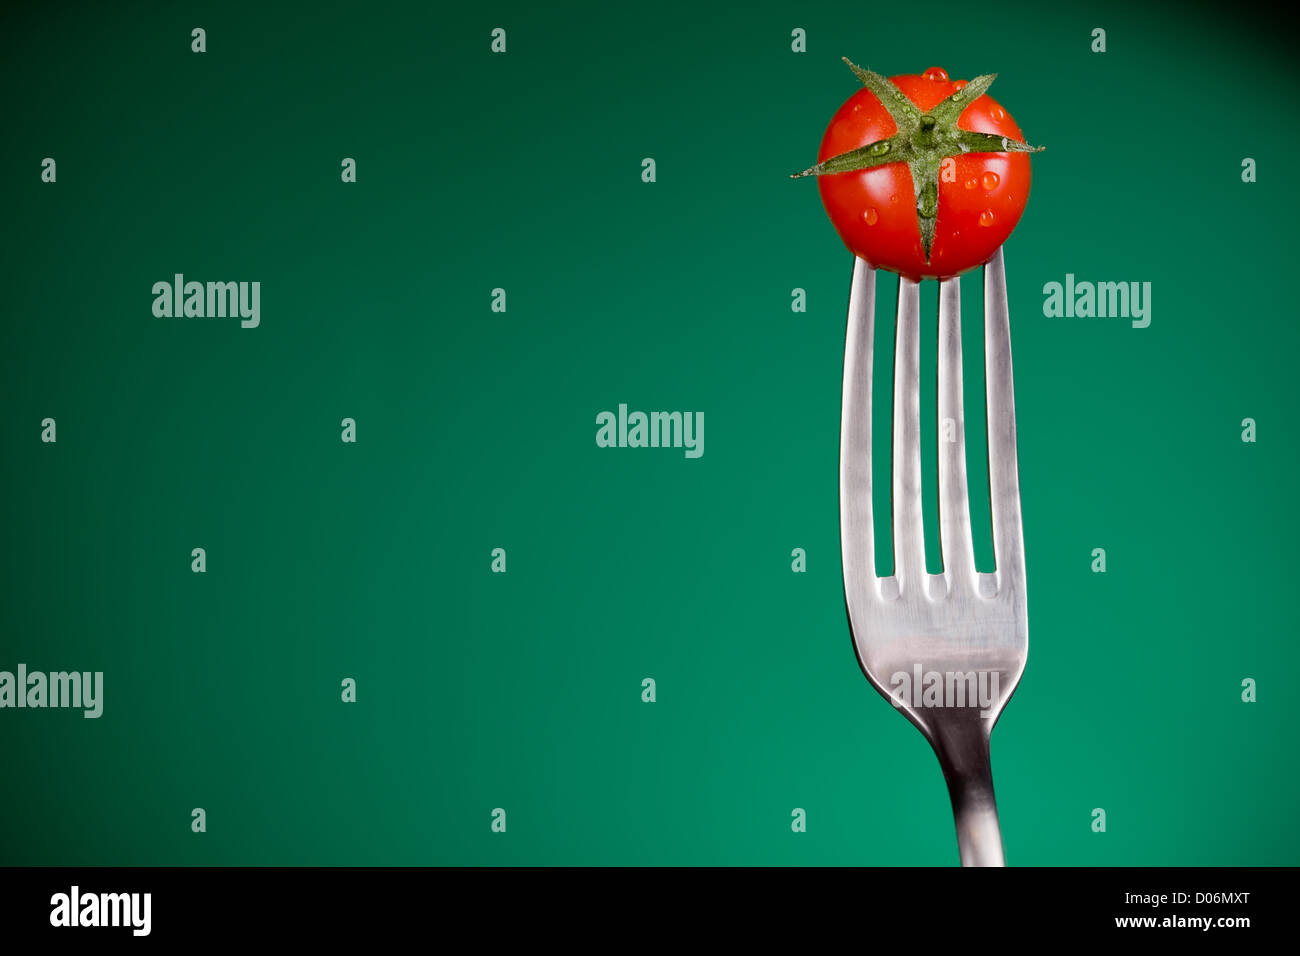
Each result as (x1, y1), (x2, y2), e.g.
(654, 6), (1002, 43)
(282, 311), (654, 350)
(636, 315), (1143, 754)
(2, 0), (1296, 865)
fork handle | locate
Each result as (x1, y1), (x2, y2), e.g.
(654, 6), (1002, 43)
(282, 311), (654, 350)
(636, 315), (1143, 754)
(934, 725), (1006, 866)
(946, 772), (1005, 866)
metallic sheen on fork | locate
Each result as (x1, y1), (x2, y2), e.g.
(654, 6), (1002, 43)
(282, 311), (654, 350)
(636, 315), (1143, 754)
(840, 246), (1029, 867)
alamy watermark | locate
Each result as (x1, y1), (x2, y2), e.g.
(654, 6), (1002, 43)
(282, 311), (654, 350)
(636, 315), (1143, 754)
(1042, 274), (1150, 328)
(152, 274), (260, 328)
(595, 404), (703, 459)
(889, 664), (1000, 718)
(0, 664), (103, 718)
(50, 886), (150, 936)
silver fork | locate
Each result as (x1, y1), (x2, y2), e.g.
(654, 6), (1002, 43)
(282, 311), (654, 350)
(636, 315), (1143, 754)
(840, 246), (1028, 867)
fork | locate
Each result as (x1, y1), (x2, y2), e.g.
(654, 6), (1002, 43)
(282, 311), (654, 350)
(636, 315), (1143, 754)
(840, 246), (1028, 867)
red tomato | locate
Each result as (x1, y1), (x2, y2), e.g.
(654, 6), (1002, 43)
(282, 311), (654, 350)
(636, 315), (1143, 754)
(814, 67), (1034, 280)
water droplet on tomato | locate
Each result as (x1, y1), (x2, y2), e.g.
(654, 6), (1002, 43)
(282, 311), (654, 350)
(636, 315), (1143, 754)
(982, 171), (1000, 190)
(923, 67), (949, 82)
(862, 207), (879, 226)
(890, 194), (898, 204)
(979, 209), (995, 227)
(964, 177), (978, 190)
(853, 103), (862, 113)
(953, 79), (967, 89)
(991, 107), (1005, 121)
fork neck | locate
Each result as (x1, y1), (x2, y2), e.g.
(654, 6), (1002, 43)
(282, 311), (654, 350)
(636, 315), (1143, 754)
(931, 720), (1006, 867)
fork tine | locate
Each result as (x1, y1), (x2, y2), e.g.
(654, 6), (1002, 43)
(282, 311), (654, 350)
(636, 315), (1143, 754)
(892, 276), (925, 587)
(983, 247), (1026, 590)
(938, 277), (976, 589)
(840, 258), (877, 585)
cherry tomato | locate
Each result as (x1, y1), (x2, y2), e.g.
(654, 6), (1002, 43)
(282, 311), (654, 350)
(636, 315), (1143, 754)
(814, 67), (1034, 280)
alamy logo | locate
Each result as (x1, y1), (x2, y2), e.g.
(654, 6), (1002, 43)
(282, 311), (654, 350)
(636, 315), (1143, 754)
(595, 404), (703, 459)
(50, 886), (150, 936)
(0, 664), (102, 718)
(152, 274), (260, 328)
(1042, 274), (1151, 328)
(889, 664), (1001, 718)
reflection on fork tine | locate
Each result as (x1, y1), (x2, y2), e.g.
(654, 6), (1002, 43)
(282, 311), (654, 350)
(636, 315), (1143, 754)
(839, 258), (876, 590)
(891, 278), (924, 591)
(937, 277), (976, 594)
(984, 249), (1027, 600)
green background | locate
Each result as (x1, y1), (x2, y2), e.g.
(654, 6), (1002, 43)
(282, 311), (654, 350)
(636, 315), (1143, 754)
(1, 0), (1296, 866)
